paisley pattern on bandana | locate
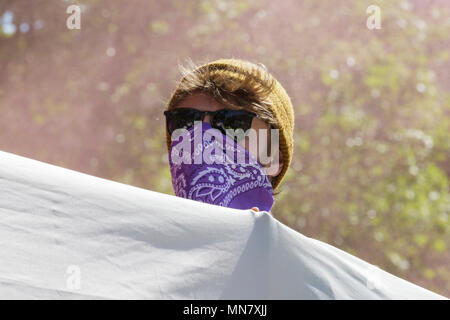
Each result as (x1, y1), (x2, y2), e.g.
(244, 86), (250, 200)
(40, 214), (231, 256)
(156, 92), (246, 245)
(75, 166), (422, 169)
(169, 122), (274, 212)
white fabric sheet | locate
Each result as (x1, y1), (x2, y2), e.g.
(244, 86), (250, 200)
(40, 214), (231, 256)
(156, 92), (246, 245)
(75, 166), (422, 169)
(0, 150), (446, 299)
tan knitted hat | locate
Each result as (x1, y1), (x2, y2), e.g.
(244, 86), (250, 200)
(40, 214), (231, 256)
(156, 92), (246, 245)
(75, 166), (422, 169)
(164, 58), (294, 190)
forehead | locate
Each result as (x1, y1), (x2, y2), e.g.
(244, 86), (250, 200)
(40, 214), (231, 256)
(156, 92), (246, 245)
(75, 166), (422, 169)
(174, 93), (224, 111)
(251, 116), (271, 130)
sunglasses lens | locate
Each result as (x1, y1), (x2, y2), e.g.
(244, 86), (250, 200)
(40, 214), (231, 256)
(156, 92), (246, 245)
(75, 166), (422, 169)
(212, 110), (255, 141)
(164, 109), (203, 135)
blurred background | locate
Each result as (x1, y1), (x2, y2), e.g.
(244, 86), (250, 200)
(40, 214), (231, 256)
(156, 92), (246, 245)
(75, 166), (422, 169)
(0, 0), (449, 296)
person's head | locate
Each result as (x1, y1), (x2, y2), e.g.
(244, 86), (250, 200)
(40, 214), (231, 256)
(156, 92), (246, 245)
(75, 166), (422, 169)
(165, 58), (294, 191)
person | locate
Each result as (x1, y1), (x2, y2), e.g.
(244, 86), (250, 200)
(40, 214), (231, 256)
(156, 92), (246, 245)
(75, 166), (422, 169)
(163, 58), (294, 212)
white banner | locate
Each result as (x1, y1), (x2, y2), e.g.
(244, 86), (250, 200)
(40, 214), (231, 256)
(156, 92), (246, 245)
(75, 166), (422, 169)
(0, 151), (446, 299)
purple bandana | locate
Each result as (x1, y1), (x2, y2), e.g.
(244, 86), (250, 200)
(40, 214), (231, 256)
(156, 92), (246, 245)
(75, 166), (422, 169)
(168, 121), (274, 212)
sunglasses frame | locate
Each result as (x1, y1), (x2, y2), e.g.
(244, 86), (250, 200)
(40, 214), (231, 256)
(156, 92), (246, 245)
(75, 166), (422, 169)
(163, 108), (259, 140)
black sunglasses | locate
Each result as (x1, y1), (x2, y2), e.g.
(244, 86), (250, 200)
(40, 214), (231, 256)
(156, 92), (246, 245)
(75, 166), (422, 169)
(163, 108), (258, 141)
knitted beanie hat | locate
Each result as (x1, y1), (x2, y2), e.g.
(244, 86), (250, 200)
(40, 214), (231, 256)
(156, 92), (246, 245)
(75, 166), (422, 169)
(164, 58), (294, 190)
